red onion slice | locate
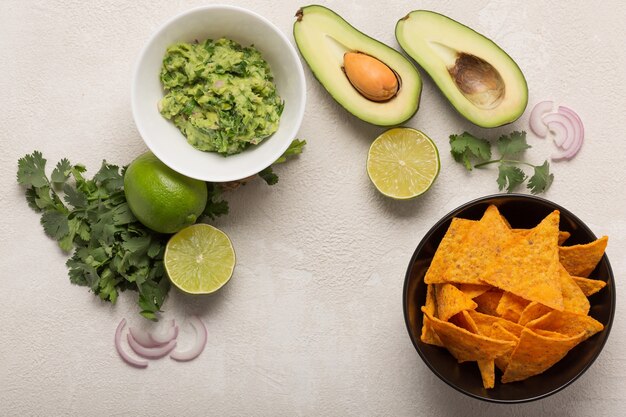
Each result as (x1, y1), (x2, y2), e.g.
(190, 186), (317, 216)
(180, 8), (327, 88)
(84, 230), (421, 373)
(551, 106), (584, 160)
(543, 113), (575, 147)
(558, 106), (584, 147)
(529, 101), (553, 137)
(170, 316), (207, 362)
(127, 332), (177, 359)
(546, 120), (568, 147)
(552, 131), (583, 161)
(151, 321), (179, 345)
(114, 319), (148, 368)
(128, 326), (161, 348)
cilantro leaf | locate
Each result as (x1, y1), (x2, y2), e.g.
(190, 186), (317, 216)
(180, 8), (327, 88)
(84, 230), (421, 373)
(497, 131), (531, 157)
(94, 161), (124, 192)
(51, 158), (72, 187)
(274, 139), (306, 164)
(63, 183), (88, 208)
(497, 164), (527, 192)
(112, 202), (136, 225)
(17, 151), (48, 188)
(41, 210), (70, 241)
(449, 132), (491, 170)
(25, 187), (41, 212)
(202, 184), (229, 220)
(258, 166), (279, 185)
(32, 185), (60, 211)
(97, 268), (121, 303)
(527, 160), (554, 194)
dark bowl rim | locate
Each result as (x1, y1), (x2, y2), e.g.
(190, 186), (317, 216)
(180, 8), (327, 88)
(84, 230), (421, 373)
(402, 193), (616, 404)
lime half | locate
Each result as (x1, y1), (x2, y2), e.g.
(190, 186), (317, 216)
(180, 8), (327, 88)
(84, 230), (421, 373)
(367, 128), (440, 199)
(164, 224), (236, 294)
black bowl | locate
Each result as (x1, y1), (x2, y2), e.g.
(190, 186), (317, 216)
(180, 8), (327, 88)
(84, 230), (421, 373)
(403, 194), (615, 403)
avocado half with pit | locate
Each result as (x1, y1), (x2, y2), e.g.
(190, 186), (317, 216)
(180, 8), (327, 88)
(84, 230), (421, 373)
(396, 10), (528, 128)
(294, 5), (422, 126)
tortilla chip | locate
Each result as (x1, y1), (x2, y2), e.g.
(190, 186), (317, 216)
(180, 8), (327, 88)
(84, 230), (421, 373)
(481, 210), (564, 311)
(421, 284), (443, 346)
(496, 292), (530, 322)
(449, 310), (478, 332)
(525, 310), (604, 341)
(457, 283), (492, 299)
(474, 288), (503, 316)
(435, 283), (477, 321)
(558, 231), (571, 245)
(572, 276), (607, 297)
(532, 329), (570, 339)
(518, 302), (552, 326)
(449, 311), (496, 389)
(424, 218), (475, 284)
(487, 323), (520, 372)
(558, 264), (590, 314)
(513, 229), (571, 245)
(421, 315), (444, 347)
(423, 309), (516, 362)
(462, 315), (518, 374)
(426, 205), (511, 285)
(559, 236), (608, 277)
(468, 310), (524, 338)
(477, 360), (496, 389)
(501, 328), (586, 383)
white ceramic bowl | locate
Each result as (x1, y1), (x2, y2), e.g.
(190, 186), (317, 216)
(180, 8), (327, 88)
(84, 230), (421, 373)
(131, 5), (306, 182)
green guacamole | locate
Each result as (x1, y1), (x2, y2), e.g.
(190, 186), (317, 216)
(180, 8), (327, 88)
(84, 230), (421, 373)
(158, 38), (283, 156)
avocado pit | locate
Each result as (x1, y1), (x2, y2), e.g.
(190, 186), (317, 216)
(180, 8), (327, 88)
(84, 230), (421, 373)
(343, 52), (399, 102)
(448, 53), (505, 110)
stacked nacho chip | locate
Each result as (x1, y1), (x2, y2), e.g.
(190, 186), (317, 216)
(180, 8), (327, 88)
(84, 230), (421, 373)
(420, 205), (608, 388)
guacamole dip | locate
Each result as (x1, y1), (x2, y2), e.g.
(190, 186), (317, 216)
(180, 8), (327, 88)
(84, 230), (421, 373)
(158, 38), (283, 156)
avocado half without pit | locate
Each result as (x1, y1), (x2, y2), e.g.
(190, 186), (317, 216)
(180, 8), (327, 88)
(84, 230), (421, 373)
(396, 10), (528, 128)
(294, 5), (422, 126)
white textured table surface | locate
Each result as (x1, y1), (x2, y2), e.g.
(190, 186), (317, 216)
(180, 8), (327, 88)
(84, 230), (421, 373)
(2, 1), (625, 416)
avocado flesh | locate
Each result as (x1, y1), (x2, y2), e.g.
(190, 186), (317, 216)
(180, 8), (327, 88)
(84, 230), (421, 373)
(395, 10), (528, 128)
(294, 5), (422, 126)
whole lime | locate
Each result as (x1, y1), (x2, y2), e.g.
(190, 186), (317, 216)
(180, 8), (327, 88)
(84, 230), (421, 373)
(124, 152), (207, 234)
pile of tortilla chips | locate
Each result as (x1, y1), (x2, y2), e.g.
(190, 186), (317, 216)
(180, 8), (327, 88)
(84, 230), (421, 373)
(420, 204), (608, 388)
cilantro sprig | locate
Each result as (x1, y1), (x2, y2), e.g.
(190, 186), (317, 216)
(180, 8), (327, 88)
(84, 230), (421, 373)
(449, 131), (554, 194)
(16, 140), (306, 320)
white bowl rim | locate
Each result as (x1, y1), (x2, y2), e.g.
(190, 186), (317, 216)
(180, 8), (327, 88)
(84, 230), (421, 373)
(130, 4), (306, 182)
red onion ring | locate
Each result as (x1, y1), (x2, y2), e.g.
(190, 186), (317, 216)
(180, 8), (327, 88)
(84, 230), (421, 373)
(543, 112), (575, 147)
(128, 326), (161, 348)
(552, 133), (583, 161)
(170, 316), (207, 362)
(151, 321), (179, 345)
(558, 106), (584, 147)
(114, 319), (148, 368)
(551, 106), (584, 161)
(529, 101), (553, 137)
(546, 120), (568, 147)
(127, 332), (177, 359)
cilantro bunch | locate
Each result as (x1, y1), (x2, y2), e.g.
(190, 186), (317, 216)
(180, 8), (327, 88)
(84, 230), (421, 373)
(449, 131), (554, 194)
(16, 140), (306, 320)
(17, 152), (170, 320)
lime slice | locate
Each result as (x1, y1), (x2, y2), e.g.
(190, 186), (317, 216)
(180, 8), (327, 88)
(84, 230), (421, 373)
(164, 224), (236, 294)
(366, 127), (440, 199)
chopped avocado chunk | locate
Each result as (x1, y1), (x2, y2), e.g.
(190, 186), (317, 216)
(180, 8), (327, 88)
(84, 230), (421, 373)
(294, 5), (422, 126)
(159, 38), (283, 156)
(396, 10), (528, 128)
